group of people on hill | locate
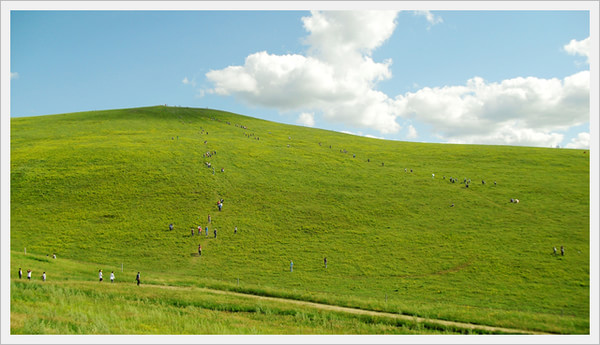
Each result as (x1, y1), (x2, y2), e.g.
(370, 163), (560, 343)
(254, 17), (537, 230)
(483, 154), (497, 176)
(17, 263), (142, 286)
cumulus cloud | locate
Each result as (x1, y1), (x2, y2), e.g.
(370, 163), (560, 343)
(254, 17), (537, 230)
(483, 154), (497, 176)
(395, 71), (590, 147)
(413, 10), (443, 26)
(565, 132), (590, 149)
(564, 36), (590, 63)
(406, 125), (418, 139)
(297, 112), (315, 127)
(204, 11), (589, 148)
(11, 72), (19, 80)
(206, 11), (403, 134)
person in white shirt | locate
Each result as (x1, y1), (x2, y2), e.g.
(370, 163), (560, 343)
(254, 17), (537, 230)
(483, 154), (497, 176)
(42, 272), (46, 282)
(99, 269), (103, 282)
(110, 271), (115, 283)
(27, 269), (32, 280)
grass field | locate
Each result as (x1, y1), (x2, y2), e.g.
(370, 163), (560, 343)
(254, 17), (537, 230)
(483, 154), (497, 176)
(9, 106), (590, 334)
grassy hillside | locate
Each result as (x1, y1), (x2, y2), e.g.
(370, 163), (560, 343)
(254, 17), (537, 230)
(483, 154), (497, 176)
(10, 106), (590, 334)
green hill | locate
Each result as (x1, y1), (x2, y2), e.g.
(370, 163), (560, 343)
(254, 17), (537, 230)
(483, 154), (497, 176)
(10, 106), (590, 334)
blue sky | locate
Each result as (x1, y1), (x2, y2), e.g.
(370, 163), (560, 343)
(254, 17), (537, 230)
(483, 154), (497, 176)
(6, 3), (596, 148)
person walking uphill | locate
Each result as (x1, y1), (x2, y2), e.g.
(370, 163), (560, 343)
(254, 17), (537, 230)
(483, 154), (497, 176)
(136, 272), (141, 286)
(198, 244), (202, 256)
(214, 228), (217, 238)
(19, 268), (22, 279)
(110, 271), (115, 283)
(99, 270), (103, 282)
(27, 269), (32, 280)
(290, 260), (294, 272)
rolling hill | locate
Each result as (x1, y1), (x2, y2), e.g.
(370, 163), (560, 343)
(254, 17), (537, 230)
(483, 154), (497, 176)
(10, 106), (590, 334)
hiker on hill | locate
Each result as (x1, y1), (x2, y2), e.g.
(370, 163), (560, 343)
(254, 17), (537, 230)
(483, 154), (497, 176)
(99, 270), (104, 282)
(290, 261), (294, 272)
(234, 226), (237, 234)
(19, 268), (22, 279)
(191, 228), (194, 236)
(553, 247), (557, 255)
(42, 272), (46, 282)
(27, 269), (31, 280)
(198, 225), (202, 236)
(214, 229), (217, 238)
(205, 226), (209, 237)
(110, 271), (115, 283)
(169, 223), (174, 231)
(136, 272), (141, 286)
(52, 253), (56, 259)
(561, 246), (565, 256)
(198, 244), (202, 256)
(208, 214), (211, 223)
(324, 257), (327, 269)
(218, 201), (222, 211)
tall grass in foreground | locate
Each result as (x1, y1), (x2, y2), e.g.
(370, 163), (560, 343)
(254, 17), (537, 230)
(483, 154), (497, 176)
(11, 280), (476, 335)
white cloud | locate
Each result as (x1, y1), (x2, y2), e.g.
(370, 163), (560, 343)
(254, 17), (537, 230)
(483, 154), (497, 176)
(204, 11), (589, 148)
(11, 72), (19, 80)
(566, 132), (590, 149)
(297, 112), (315, 127)
(395, 71), (590, 147)
(341, 130), (385, 140)
(182, 77), (196, 87)
(406, 125), (418, 139)
(564, 37), (590, 63)
(206, 11), (403, 134)
(413, 10), (443, 26)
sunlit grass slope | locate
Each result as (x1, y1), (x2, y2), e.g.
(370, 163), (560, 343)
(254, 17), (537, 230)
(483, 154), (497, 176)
(10, 106), (589, 334)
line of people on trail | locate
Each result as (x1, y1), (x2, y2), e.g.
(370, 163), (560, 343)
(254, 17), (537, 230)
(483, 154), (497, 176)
(17, 266), (141, 284)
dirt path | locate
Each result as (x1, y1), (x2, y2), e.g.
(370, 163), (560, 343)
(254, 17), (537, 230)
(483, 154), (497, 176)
(147, 284), (551, 335)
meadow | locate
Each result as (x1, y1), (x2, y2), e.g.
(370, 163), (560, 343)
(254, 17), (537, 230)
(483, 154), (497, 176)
(10, 106), (590, 334)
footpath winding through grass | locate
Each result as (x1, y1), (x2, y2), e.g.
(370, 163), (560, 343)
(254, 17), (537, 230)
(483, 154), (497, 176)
(10, 106), (590, 334)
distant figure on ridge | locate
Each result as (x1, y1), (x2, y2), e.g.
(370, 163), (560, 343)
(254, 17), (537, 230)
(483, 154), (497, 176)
(561, 246), (565, 256)
(111, 271), (115, 283)
(136, 272), (141, 286)
(99, 270), (103, 282)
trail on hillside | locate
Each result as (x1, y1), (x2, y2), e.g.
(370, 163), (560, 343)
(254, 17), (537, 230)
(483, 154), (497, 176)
(147, 283), (552, 335)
